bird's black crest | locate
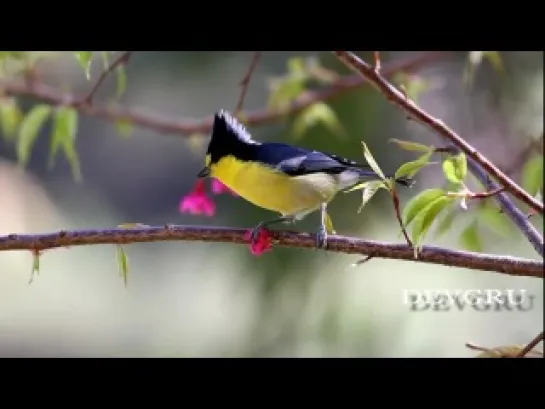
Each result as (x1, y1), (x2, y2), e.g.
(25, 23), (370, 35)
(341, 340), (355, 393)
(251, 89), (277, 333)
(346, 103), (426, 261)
(206, 110), (260, 164)
(211, 110), (260, 145)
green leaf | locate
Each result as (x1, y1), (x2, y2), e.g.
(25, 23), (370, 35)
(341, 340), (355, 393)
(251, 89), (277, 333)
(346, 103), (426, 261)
(292, 102), (344, 139)
(361, 142), (386, 181)
(287, 57), (306, 76)
(403, 188), (446, 227)
(522, 155), (543, 196)
(115, 118), (134, 137)
(411, 196), (455, 247)
(50, 107), (81, 181)
(459, 220), (483, 252)
(325, 211), (336, 234)
(389, 138), (434, 152)
(0, 98), (23, 140)
(29, 251), (41, 285)
(393, 72), (434, 102)
(50, 106), (78, 164)
(394, 155), (436, 180)
(0, 51), (26, 60)
(116, 65), (127, 99)
(74, 51), (93, 80)
(442, 152), (467, 185)
(100, 51), (110, 70)
(17, 104), (52, 166)
(357, 180), (386, 213)
(117, 223), (150, 229)
(63, 142), (82, 182)
(116, 245), (130, 287)
(434, 207), (457, 238)
(267, 77), (306, 110)
(478, 205), (511, 236)
(482, 51), (504, 74)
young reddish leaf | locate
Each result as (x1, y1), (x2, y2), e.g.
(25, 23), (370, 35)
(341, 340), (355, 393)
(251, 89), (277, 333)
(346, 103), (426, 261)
(17, 104), (52, 166)
(402, 188), (446, 227)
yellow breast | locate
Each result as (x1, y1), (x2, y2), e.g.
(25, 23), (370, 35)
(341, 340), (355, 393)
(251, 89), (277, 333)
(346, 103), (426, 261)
(210, 155), (338, 216)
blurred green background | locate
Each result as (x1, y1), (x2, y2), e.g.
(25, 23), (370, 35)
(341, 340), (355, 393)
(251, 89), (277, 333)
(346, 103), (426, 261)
(0, 51), (542, 357)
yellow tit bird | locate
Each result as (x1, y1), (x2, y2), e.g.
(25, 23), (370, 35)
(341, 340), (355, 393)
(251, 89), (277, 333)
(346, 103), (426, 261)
(197, 110), (412, 248)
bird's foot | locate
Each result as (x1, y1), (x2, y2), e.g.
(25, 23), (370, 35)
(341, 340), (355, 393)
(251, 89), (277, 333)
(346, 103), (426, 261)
(250, 223), (265, 244)
(316, 225), (328, 249)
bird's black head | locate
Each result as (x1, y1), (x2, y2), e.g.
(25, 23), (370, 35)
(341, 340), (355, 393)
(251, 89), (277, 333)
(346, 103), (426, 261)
(198, 110), (259, 177)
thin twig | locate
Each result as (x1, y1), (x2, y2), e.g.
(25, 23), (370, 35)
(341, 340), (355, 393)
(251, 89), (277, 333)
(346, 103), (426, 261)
(0, 52), (446, 138)
(0, 225), (542, 277)
(373, 51), (381, 72)
(353, 255), (374, 266)
(391, 189), (412, 246)
(81, 51), (132, 104)
(467, 186), (505, 199)
(465, 342), (490, 353)
(332, 51), (544, 258)
(234, 51), (261, 115)
(332, 51), (544, 215)
(516, 331), (544, 358)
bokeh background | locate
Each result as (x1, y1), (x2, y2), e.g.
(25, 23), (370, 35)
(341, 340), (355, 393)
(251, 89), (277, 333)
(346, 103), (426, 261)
(0, 51), (542, 357)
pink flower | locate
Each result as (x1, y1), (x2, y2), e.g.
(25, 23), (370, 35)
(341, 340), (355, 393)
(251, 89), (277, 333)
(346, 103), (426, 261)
(211, 178), (237, 196)
(179, 179), (216, 216)
(243, 228), (274, 256)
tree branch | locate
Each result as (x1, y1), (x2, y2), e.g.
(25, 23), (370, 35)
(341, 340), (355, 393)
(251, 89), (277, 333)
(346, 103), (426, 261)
(332, 51), (544, 258)
(516, 331), (544, 358)
(0, 226), (542, 277)
(332, 51), (544, 215)
(234, 51), (261, 115)
(0, 52), (445, 137)
(81, 51), (132, 104)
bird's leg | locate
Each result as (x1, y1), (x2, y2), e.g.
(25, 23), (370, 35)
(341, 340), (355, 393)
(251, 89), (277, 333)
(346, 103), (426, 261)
(250, 215), (295, 243)
(316, 203), (328, 249)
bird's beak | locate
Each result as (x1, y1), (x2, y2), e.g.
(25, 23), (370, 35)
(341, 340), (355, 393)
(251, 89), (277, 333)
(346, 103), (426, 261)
(197, 167), (211, 178)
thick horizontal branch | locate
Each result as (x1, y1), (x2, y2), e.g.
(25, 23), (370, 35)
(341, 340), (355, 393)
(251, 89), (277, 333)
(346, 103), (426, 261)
(0, 52), (444, 137)
(332, 51), (544, 215)
(0, 225), (542, 278)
